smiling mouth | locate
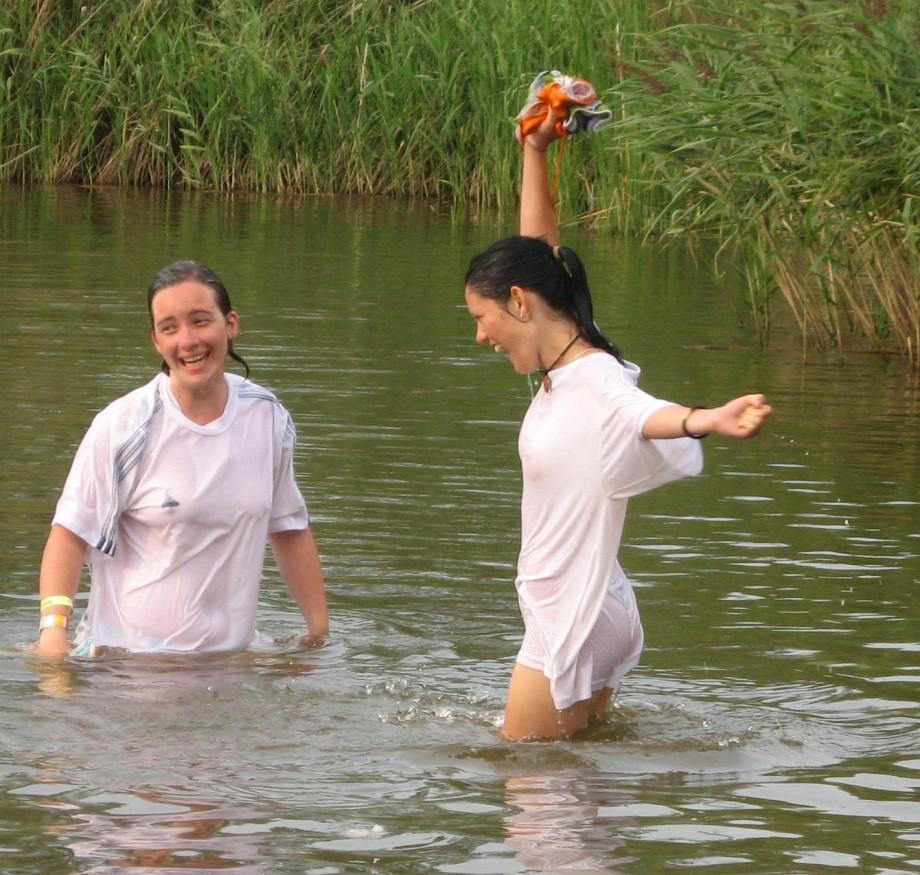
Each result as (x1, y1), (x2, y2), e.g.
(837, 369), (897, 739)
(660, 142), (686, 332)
(492, 344), (505, 353)
(181, 353), (208, 365)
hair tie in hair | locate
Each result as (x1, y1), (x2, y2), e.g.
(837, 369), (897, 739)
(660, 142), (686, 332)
(553, 245), (573, 278)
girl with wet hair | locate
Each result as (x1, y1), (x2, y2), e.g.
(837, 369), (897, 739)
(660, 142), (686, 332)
(37, 261), (328, 658)
(146, 260), (251, 377)
(464, 107), (771, 741)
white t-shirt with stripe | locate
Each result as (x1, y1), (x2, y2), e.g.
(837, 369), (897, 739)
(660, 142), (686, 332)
(53, 372), (309, 653)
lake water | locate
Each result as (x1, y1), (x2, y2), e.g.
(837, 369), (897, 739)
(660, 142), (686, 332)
(1, 185), (918, 874)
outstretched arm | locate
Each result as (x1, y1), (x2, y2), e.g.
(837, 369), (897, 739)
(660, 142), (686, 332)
(270, 527), (329, 645)
(642, 395), (772, 441)
(520, 112), (563, 243)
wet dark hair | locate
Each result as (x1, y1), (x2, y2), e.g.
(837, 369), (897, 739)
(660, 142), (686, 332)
(465, 236), (623, 363)
(147, 260), (250, 378)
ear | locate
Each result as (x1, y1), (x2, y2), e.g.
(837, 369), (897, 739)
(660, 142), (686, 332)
(509, 285), (527, 314)
(150, 328), (161, 355)
(226, 310), (240, 339)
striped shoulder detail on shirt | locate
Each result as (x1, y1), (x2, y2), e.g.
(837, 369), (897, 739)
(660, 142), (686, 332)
(238, 384), (281, 403)
(237, 382), (295, 442)
(96, 391), (164, 556)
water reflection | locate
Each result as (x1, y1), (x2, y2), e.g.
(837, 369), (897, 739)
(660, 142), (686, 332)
(17, 781), (272, 873)
(502, 770), (630, 873)
(2, 186), (919, 873)
(57, 649), (321, 690)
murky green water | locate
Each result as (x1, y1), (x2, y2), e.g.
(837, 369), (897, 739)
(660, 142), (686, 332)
(1, 185), (918, 874)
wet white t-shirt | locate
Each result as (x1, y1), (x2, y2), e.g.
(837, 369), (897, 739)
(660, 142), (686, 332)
(516, 354), (702, 709)
(53, 373), (309, 653)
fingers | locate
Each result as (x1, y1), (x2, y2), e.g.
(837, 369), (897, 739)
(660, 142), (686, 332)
(296, 633), (327, 650)
(524, 108), (563, 152)
(735, 396), (772, 437)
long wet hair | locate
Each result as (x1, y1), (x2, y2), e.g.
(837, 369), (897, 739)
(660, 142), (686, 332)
(147, 260), (250, 378)
(464, 235), (623, 363)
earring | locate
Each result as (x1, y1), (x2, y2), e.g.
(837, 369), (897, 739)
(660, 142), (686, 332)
(520, 311), (530, 322)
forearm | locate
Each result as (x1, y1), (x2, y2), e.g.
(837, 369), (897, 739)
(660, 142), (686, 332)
(642, 395), (771, 440)
(520, 143), (559, 244)
(270, 528), (329, 637)
(40, 524), (85, 597)
(37, 524), (87, 655)
(642, 405), (713, 440)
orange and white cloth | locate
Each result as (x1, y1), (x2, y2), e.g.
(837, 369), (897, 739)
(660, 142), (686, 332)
(515, 69), (612, 144)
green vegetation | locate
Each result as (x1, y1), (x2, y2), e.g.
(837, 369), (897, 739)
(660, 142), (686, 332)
(0, 0), (638, 203)
(608, 0), (919, 364)
(1, 0), (917, 362)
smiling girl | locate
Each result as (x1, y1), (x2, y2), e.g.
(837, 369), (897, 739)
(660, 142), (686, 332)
(464, 103), (771, 741)
(36, 261), (328, 658)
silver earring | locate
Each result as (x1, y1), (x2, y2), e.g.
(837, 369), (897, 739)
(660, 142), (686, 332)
(520, 311), (530, 322)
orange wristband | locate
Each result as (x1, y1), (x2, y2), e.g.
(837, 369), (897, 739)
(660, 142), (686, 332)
(39, 613), (69, 632)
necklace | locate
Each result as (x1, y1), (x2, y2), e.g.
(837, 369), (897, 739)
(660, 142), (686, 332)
(539, 333), (582, 393)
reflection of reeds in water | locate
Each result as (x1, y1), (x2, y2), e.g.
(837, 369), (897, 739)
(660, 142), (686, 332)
(2, 0), (917, 360)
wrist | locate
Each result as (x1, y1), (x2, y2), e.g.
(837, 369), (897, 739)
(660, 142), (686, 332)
(306, 611), (329, 637)
(681, 406), (710, 439)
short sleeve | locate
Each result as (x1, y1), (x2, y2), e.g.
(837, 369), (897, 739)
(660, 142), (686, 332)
(600, 370), (703, 499)
(269, 405), (310, 533)
(51, 411), (113, 558)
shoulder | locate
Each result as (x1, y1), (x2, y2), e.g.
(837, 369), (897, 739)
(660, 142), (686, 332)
(231, 374), (296, 437)
(231, 373), (283, 405)
(597, 355), (641, 385)
(88, 374), (163, 433)
(569, 354), (641, 396)
(231, 374), (290, 419)
(578, 356), (666, 424)
(589, 355), (647, 398)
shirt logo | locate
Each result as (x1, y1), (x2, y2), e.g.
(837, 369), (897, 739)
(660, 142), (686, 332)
(161, 491), (180, 508)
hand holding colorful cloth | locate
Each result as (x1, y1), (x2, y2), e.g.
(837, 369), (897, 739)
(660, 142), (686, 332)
(515, 70), (612, 145)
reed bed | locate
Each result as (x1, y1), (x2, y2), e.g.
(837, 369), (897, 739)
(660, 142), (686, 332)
(604, 0), (920, 363)
(2, 0), (918, 362)
(0, 0), (645, 208)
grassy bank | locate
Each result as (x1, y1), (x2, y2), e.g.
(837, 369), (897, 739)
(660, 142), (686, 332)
(607, 0), (919, 364)
(2, 0), (917, 363)
(0, 0), (639, 207)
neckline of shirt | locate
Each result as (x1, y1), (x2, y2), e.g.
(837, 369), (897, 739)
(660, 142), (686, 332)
(158, 372), (239, 434)
(540, 349), (606, 386)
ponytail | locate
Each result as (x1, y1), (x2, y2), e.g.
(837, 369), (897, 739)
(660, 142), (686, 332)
(553, 246), (623, 361)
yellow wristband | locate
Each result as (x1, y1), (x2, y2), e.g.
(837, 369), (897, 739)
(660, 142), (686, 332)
(41, 595), (74, 613)
(39, 613), (69, 631)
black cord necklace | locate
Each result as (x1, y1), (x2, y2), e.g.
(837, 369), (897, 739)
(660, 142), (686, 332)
(539, 333), (582, 393)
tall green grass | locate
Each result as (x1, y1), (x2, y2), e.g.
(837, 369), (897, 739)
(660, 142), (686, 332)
(0, 0), (646, 208)
(1, 0), (918, 362)
(604, 0), (919, 363)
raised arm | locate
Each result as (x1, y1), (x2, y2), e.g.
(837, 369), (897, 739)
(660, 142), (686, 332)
(520, 112), (563, 243)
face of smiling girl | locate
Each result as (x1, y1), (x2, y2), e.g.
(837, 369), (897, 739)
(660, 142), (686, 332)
(150, 280), (240, 397)
(464, 286), (542, 375)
